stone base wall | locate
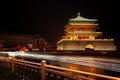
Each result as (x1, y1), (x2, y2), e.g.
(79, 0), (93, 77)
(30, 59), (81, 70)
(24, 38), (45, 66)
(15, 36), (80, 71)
(57, 39), (116, 51)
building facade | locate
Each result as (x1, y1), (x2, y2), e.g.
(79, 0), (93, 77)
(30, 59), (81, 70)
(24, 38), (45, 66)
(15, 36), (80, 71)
(0, 32), (47, 50)
(57, 12), (116, 51)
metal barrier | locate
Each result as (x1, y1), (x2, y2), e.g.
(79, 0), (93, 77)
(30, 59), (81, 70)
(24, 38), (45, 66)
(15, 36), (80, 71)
(0, 56), (120, 80)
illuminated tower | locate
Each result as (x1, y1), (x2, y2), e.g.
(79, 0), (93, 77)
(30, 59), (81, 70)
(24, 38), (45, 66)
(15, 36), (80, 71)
(64, 12), (102, 40)
(57, 12), (116, 51)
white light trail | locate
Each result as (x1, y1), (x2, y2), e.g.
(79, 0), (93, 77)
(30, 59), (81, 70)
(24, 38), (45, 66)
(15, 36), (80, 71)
(0, 51), (120, 72)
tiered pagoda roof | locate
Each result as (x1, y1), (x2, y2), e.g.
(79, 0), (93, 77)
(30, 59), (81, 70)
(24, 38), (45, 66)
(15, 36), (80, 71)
(64, 12), (103, 40)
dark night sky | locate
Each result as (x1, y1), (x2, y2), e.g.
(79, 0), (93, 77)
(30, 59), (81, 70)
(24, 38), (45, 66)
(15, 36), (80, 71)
(0, 0), (119, 44)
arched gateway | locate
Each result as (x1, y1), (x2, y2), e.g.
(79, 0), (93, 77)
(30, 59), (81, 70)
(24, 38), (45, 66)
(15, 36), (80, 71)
(85, 44), (94, 50)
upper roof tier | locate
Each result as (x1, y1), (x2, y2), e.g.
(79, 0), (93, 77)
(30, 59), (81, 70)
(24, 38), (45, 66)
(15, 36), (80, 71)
(70, 12), (98, 21)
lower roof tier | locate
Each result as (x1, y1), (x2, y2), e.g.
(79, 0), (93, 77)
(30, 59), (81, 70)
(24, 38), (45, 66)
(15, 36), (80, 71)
(68, 31), (102, 34)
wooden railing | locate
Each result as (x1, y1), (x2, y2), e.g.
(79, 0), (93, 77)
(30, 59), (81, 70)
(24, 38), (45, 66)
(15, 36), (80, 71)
(0, 56), (120, 80)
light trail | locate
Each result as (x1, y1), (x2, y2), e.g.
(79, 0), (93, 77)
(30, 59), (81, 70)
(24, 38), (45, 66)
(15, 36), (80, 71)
(0, 51), (120, 72)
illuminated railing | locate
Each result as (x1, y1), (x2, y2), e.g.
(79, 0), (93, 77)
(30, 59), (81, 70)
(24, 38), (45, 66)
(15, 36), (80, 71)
(0, 56), (120, 80)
